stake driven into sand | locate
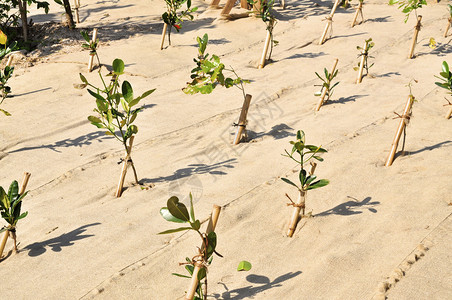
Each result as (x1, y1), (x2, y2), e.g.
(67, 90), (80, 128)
(446, 105), (452, 119)
(233, 94), (252, 145)
(185, 205), (221, 300)
(160, 23), (168, 50)
(258, 29), (271, 69)
(73, 0), (80, 23)
(115, 136), (136, 197)
(445, 17), (451, 38)
(408, 15), (422, 59)
(356, 40), (367, 84)
(351, 0), (364, 28)
(319, 0), (341, 45)
(385, 96), (414, 167)
(87, 28), (98, 72)
(0, 172), (31, 260)
(5, 55), (13, 67)
(315, 58), (339, 111)
(287, 163), (316, 237)
(221, 0), (236, 15)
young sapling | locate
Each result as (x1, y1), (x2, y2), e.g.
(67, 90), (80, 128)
(160, 0), (198, 50)
(159, 194), (222, 300)
(351, 0), (364, 27)
(0, 30), (14, 116)
(78, 58), (155, 196)
(184, 34), (251, 144)
(445, 4), (452, 38)
(389, 0), (426, 58)
(0, 172), (31, 259)
(282, 130), (329, 237)
(315, 58), (339, 111)
(319, 0), (341, 45)
(81, 29), (100, 72)
(434, 61), (452, 119)
(354, 38), (374, 83)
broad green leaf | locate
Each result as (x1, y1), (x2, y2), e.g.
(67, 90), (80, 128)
(172, 273), (191, 279)
(120, 98), (129, 113)
(167, 196), (190, 222)
(96, 99), (108, 112)
(88, 89), (106, 101)
(160, 207), (186, 223)
(281, 177), (299, 189)
(237, 261), (252, 271)
(112, 58), (125, 74)
(307, 179), (330, 190)
(122, 81), (133, 102)
(79, 73), (88, 84)
(191, 220), (200, 231)
(197, 267), (206, 281)
(8, 181), (19, 203)
(158, 227), (192, 235)
(88, 116), (102, 123)
(299, 169), (306, 186)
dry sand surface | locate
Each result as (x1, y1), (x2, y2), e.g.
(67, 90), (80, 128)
(0, 0), (451, 299)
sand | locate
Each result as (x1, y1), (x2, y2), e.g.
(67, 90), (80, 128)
(0, 0), (451, 299)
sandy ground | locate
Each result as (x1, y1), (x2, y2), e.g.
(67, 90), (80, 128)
(0, 0), (451, 299)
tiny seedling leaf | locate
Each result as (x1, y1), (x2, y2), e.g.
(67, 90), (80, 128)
(167, 196), (190, 222)
(160, 207), (186, 223)
(237, 261), (252, 271)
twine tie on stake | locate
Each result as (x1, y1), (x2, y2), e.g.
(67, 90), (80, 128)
(285, 193), (304, 208)
(323, 16), (334, 38)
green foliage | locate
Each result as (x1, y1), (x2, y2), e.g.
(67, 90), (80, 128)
(448, 4), (452, 18)
(81, 30), (101, 67)
(78, 58), (155, 151)
(314, 66), (339, 102)
(281, 130), (329, 192)
(248, 0), (278, 59)
(183, 34), (249, 96)
(435, 61), (452, 95)
(162, 0), (197, 45)
(237, 261), (252, 271)
(0, 65), (14, 116)
(354, 38), (375, 75)
(160, 193), (221, 299)
(0, 180), (28, 233)
(389, 0), (426, 22)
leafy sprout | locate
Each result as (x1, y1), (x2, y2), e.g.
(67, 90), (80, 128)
(314, 66), (339, 102)
(183, 34), (249, 100)
(0, 65), (14, 116)
(81, 30), (101, 68)
(388, 0), (426, 23)
(435, 61), (452, 95)
(248, 0), (278, 60)
(162, 0), (198, 45)
(353, 38), (375, 76)
(0, 180), (28, 234)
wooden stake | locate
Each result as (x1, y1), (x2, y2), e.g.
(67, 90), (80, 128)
(351, 1), (363, 27)
(221, 0), (236, 15)
(185, 205), (222, 300)
(210, 0), (221, 7)
(115, 136), (135, 197)
(319, 0), (341, 45)
(385, 96), (414, 167)
(446, 106), (452, 119)
(0, 230), (8, 260)
(356, 41), (367, 84)
(281, 0), (285, 9)
(315, 58), (339, 111)
(74, 0), (80, 23)
(240, 0), (248, 9)
(160, 23), (167, 50)
(408, 15), (422, 59)
(233, 94), (252, 145)
(444, 18), (451, 38)
(6, 55), (13, 67)
(88, 28), (98, 72)
(258, 30), (271, 69)
(19, 172), (31, 195)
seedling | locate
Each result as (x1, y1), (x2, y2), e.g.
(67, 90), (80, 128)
(160, 0), (198, 50)
(0, 172), (31, 260)
(389, 0), (426, 58)
(81, 29), (100, 72)
(319, 0), (341, 45)
(354, 38), (374, 83)
(78, 58), (155, 196)
(248, 0), (278, 69)
(445, 4), (452, 38)
(159, 194), (222, 300)
(434, 61), (452, 119)
(184, 34), (251, 144)
(315, 58), (339, 111)
(385, 81), (417, 166)
(0, 30), (14, 116)
(351, 0), (364, 27)
(282, 130), (329, 237)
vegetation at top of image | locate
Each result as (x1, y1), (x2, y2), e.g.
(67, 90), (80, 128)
(389, 0), (426, 22)
(314, 65), (339, 102)
(162, 0), (198, 45)
(248, 0), (278, 60)
(159, 194), (222, 300)
(184, 33), (249, 99)
(282, 130), (329, 196)
(354, 38), (374, 75)
(81, 30), (100, 66)
(78, 58), (155, 153)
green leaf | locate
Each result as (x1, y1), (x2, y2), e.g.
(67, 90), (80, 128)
(299, 169), (306, 186)
(81, 31), (90, 42)
(189, 192), (195, 222)
(88, 116), (102, 123)
(122, 81), (133, 103)
(158, 227), (192, 235)
(281, 177), (299, 189)
(307, 179), (330, 190)
(160, 207), (186, 223)
(18, 211), (28, 220)
(88, 89), (106, 101)
(172, 273), (192, 279)
(191, 220), (201, 231)
(197, 267), (206, 281)
(96, 99), (108, 112)
(8, 181), (18, 203)
(167, 196), (190, 222)
(206, 231), (217, 258)
(79, 73), (88, 84)
(120, 98), (129, 113)
(112, 58), (125, 74)
(0, 109), (11, 116)
(237, 261), (252, 271)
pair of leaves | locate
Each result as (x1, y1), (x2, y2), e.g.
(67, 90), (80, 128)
(0, 181), (28, 227)
(434, 61), (452, 94)
(159, 194), (200, 234)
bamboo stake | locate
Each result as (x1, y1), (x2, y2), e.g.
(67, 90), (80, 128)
(115, 136), (135, 197)
(0, 231), (8, 260)
(233, 94), (252, 145)
(408, 15), (422, 59)
(73, 0), (80, 23)
(445, 18), (451, 38)
(319, 0), (341, 45)
(240, 0), (248, 9)
(281, 0), (285, 9)
(446, 106), (452, 119)
(287, 163), (316, 237)
(356, 41), (367, 84)
(160, 23), (167, 50)
(19, 172), (31, 195)
(221, 0), (236, 16)
(185, 205), (221, 300)
(385, 96), (414, 167)
(88, 28), (98, 72)
(258, 30), (271, 69)
(351, 1), (363, 27)
(315, 58), (339, 111)
(5, 55), (13, 67)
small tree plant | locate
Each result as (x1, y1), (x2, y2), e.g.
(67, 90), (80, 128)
(160, 0), (198, 49)
(78, 58), (155, 196)
(314, 59), (339, 110)
(159, 194), (222, 300)
(445, 4), (452, 38)
(434, 61), (452, 119)
(282, 130), (329, 237)
(0, 179), (29, 258)
(81, 29), (100, 71)
(0, 30), (14, 116)
(354, 38), (374, 83)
